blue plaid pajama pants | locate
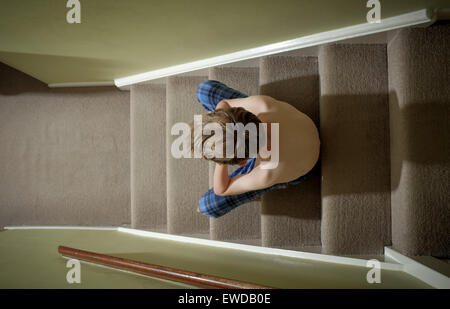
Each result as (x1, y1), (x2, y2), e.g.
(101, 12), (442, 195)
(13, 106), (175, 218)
(196, 79), (308, 218)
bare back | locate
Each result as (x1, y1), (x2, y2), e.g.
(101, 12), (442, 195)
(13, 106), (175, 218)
(226, 95), (320, 184)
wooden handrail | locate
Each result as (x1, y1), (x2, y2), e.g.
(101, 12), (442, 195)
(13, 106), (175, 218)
(58, 246), (273, 289)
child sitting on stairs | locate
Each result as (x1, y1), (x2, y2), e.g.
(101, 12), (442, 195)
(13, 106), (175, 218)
(192, 80), (320, 218)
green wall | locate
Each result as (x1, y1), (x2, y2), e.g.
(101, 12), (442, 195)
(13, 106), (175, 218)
(0, 0), (449, 84)
(0, 229), (431, 289)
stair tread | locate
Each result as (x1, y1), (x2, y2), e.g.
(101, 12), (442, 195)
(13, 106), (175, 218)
(318, 43), (391, 255)
(166, 75), (210, 235)
(208, 66), (262, 241)
(131, 83), (167, 230)
(388, 24), (450, 257)
(259, 55), (322, 249)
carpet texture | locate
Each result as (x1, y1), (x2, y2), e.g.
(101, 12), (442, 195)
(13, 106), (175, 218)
(166, 76), (210, 235)
(318, 44), (391, 255)
(131, 83), (167, 231)
(0, 62), (130, 228)
(259, 56), (322, 249)
(208, 66), (262, 242)
(388, 24), (450, 257)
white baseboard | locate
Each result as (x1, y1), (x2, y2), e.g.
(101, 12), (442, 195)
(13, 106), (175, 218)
(385, 247), (450, 289)
(3, 226), (118, 230)
(114, 9), (433, 88)
(48, 81), (115, 88)
(118, 227), (403, 271)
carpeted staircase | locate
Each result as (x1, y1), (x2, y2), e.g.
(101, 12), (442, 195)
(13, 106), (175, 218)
(1, 24), (449, 257)
(130, 24), (449, 257)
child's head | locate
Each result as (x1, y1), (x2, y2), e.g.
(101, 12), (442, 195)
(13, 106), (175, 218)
(191, 107), (261, 165)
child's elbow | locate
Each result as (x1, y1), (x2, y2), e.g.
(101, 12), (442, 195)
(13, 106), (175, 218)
(213, 179), (230, 196)
(213, 187), (227, 196)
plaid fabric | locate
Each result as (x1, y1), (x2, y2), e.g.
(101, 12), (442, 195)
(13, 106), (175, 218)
(199, 158), (308, 218)
(196, 79), (248, 112)
(195, 79), (308, 218)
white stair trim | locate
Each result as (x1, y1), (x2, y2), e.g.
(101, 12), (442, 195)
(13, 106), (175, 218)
(385, 247), (450, 289)
(118, 227), (403, 271)
(3, 226), (118, 230)
(48, 81), (115, 88)
(114, 9), (433, 88)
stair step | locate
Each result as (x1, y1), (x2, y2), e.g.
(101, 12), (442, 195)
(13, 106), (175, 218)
(388, 24), (450, 257)
(318, 44), (391, 255)
(259, 55), (322, 249)
(130, 83), (167, 231)
(208, 66), (262, 242)
(166, 76), (210, 235)
(0, 62), (131, 227)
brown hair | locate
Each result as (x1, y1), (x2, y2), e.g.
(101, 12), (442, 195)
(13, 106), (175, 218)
(190, 107), (261, 165)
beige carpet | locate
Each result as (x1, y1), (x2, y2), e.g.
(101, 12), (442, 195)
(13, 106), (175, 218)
(131, 83), (167, 230)
(388, 24), (450, 257)
(208, 66), (262, 243)
(166, 76), (210, 235)
(0, 62), (130, 227)
(260, 56), (322, 249)
(318, 44), (391, 255)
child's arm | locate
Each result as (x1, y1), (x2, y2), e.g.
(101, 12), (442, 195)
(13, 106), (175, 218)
(213, 163), (274, 196)
(213, 163), (231, 195)
(216, 100), (231, 110)
(217, 95), (272, 112)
